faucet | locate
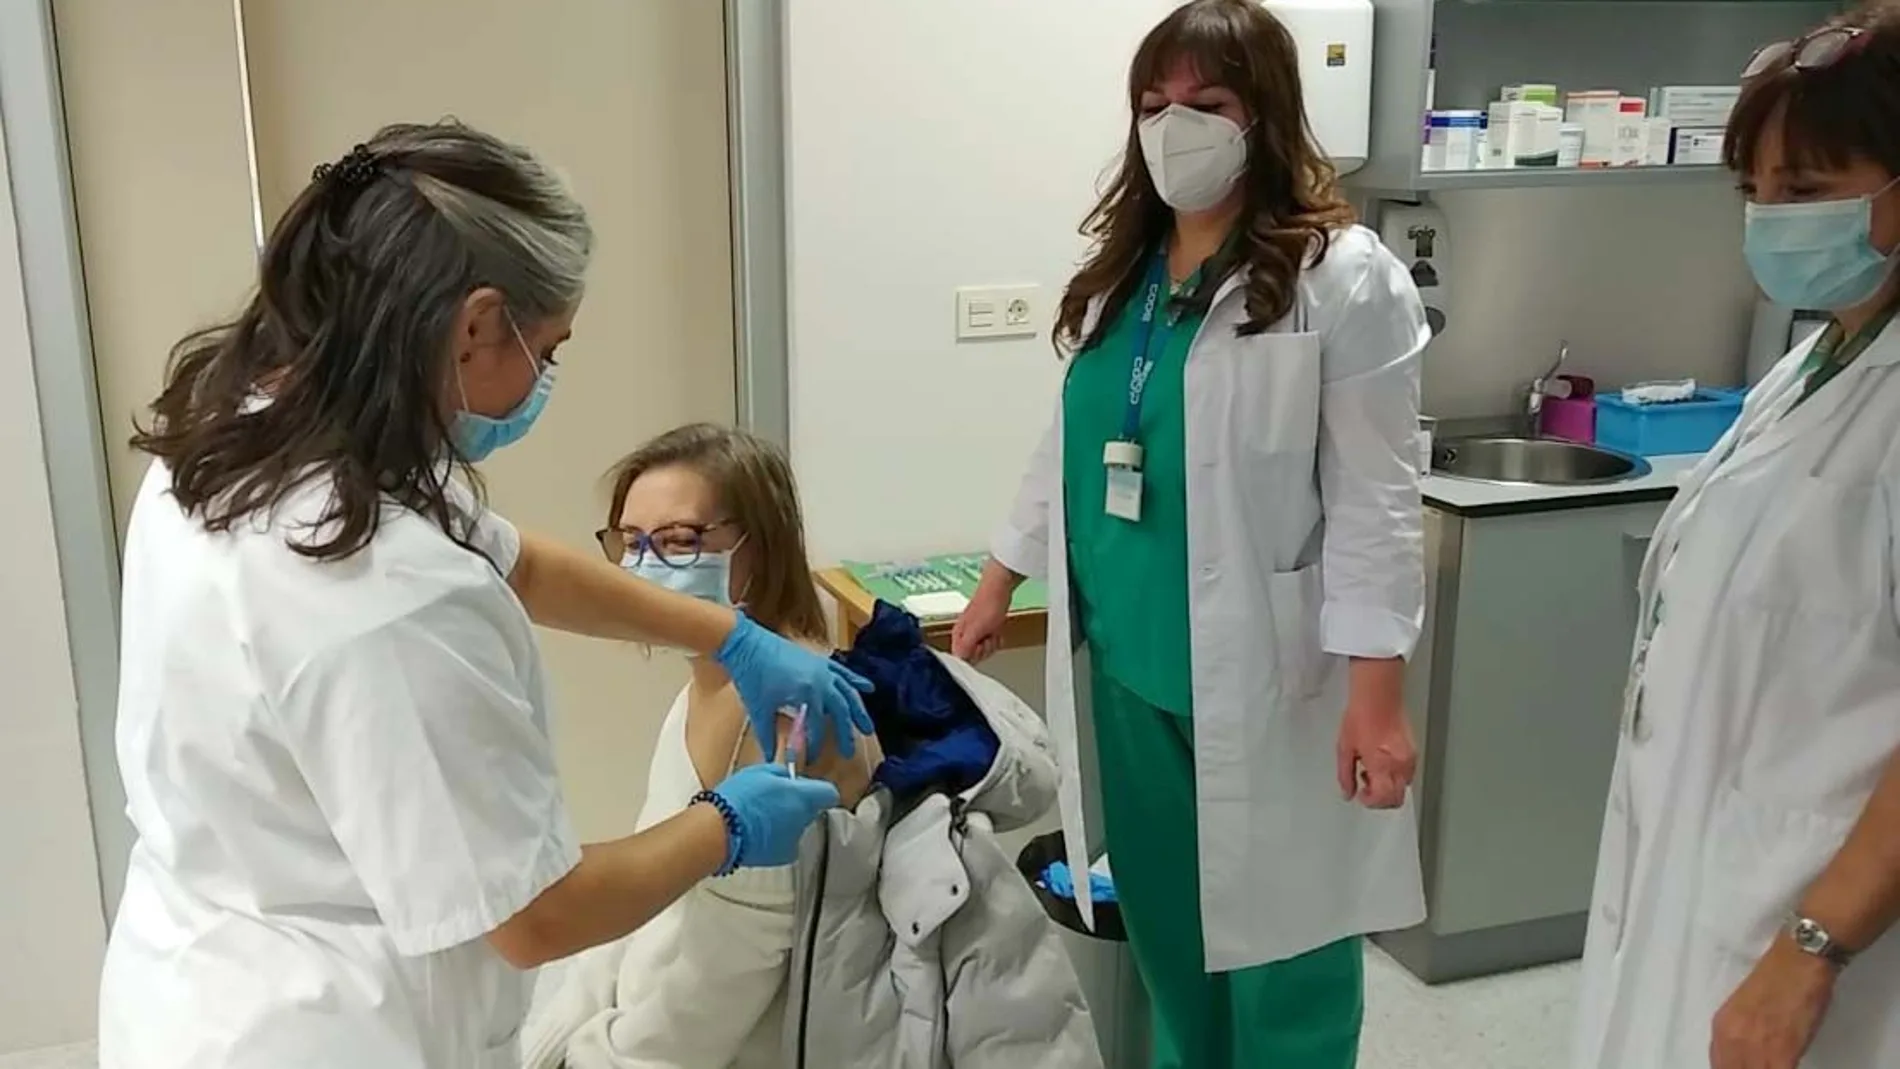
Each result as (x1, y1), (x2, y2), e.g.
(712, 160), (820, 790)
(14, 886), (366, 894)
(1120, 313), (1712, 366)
(1524, 341), (1569, 438)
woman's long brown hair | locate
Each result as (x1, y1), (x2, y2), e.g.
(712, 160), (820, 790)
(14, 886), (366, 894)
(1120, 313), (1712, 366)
(605, 424), (829, 644)
(1054, 0), (1355, 353)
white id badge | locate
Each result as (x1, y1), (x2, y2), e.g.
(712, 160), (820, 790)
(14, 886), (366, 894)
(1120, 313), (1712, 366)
(1105, 467), (1143, 522)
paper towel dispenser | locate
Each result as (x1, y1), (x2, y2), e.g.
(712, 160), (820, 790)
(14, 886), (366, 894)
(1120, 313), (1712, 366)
(1264, 0), (1374, 175)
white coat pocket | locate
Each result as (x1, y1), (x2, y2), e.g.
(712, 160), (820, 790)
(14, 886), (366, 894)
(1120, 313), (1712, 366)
(1230, 331), (1322, 458)
(1266, 563), (1326, 703)
(1697, 788), (1857, 961)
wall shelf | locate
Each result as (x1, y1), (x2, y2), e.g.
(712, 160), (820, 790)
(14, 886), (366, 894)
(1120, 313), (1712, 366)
(1346, 0), (1840, 196)
(1384, 162), (1730, 194)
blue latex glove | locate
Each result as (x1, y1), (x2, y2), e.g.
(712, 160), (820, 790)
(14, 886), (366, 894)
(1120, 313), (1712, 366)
(715, 613), (874, 761)
(1041, 860), (1076, 899)
(1038, 860), (1118, 905)
(710, 763), (841, 869)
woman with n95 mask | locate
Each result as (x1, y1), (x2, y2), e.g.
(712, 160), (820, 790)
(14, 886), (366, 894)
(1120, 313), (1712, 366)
(951, 1), (1431, 1065)
(97, 121), (867, 1069)
(1572, 10), (1900, 1068)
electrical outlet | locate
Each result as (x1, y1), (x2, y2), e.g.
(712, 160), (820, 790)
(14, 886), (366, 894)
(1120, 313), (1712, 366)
(956, 285), (1040, 340)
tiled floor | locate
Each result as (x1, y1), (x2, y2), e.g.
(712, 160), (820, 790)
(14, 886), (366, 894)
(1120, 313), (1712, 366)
(0, 1044), (94, 1069)
(1362, 948), (1580, 1068)
(0, 949), (1578, 1069)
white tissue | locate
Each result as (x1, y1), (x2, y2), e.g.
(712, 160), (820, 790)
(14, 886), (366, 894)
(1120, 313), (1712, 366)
(902, 590), (970, 620)
(1621, 379), (1697, 405)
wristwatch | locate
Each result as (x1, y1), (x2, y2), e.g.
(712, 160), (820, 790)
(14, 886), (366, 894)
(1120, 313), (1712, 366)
(1787, 914), (1856, 968)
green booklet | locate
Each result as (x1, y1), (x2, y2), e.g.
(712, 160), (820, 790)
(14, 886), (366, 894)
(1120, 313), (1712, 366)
(841, 553), (1049, 619)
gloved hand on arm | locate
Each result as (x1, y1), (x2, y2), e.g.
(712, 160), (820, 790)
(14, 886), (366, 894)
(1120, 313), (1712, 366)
(715, 613), (874, 761)
(708, 763), (841, 869)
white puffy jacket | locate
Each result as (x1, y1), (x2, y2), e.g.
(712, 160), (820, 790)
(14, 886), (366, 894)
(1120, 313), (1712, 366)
(778, 652), (1102, 1069)
(522, 652), (1102, 1069)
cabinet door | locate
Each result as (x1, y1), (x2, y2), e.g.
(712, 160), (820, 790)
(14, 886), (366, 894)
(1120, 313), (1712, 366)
(1430, 501), (1664, 935)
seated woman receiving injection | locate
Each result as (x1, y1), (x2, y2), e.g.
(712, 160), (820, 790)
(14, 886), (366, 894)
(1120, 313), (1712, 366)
(523, 424), (880, 1069)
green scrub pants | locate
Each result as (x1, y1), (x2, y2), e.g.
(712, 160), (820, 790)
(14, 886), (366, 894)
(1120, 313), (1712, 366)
(1094, 667), (1364, 1069)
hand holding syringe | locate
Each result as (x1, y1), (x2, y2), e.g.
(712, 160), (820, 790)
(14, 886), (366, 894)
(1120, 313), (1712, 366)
(774, 700), (878, 808)
(785, 704), (808, 779)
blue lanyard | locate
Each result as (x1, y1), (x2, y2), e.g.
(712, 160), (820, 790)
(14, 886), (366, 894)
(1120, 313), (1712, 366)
(1122, 251), (1174, 443)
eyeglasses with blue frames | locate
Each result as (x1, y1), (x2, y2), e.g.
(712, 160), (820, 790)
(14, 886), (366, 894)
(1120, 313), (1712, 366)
(596, 520), (740, 568)
(1743, 26), (1868, 80)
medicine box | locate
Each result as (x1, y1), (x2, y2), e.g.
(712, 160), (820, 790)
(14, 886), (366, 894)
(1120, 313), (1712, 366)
(1526, 104), (1562, 166)
(1611, 97), (1648, 167)
(1489, 101), (1561, 168)
(1648, 86), (1741, 129)
(1501, 83), (1559, 107)
(1643, 119), (1674, 166)
(1671, 127), (1725, 166)
(1564, 91), (1622, 167)
(1425, 110), (1484, 172)
(1486, 101), (1531, 169)
(1557, 123), (1584, 168)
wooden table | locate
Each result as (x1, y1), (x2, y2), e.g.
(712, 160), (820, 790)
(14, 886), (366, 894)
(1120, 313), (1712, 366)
(813, 567), (1048, 654)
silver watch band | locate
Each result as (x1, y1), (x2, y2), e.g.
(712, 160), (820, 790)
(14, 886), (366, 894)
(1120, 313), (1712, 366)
(1788, 914), (1856, 968)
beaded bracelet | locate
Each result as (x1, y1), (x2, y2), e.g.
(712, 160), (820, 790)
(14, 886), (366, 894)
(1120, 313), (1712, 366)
(691, 790), (744, 877)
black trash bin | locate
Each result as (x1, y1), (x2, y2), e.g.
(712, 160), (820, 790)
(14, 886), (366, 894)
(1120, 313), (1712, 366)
(1018, 832), (1149, 1069)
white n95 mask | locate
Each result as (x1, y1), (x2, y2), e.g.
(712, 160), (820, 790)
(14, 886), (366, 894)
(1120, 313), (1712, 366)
(1139, 104), (1248, 213)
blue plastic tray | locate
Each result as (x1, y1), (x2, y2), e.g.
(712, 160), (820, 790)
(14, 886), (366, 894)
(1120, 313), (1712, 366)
(1594, 388), (1744, 457)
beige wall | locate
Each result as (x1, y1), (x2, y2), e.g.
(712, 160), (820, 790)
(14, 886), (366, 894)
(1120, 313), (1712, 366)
(241, 0), (737, 837)
(54, 0), (260, 528)
(57, 0), (736, 845)
(0, 106), (108, 1052)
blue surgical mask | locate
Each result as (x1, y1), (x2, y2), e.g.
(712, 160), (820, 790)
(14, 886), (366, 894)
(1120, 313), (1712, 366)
(625, 551), (739, 607)
(452, 317), (556, 462)
(1744, 179), (1900, 311)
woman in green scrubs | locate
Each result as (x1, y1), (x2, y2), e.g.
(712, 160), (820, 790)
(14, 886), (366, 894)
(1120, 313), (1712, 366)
(1064, 257), (1367, 1068)
(955, 2), (1432, 1066)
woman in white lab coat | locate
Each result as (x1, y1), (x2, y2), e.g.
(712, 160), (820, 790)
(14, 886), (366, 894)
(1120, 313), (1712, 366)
(96, 122), (872, 1069)
(950, 2), (1430, 1065)
(1572, 12), (1900, 1069)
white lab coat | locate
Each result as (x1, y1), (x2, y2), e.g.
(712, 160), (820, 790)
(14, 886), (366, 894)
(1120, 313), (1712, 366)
(98, 463), (582, 1069)
(992, 224), (1430, 970)
(1573, 325), (1900, 1067)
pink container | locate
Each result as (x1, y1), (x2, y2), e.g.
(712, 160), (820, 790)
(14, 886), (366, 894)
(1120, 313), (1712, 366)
(1541, 395), (1596, 443)
(1538, 373), (1597, 443)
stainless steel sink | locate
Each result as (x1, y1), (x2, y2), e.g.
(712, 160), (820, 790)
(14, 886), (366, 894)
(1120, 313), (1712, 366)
(1431, 436), (1652, 486)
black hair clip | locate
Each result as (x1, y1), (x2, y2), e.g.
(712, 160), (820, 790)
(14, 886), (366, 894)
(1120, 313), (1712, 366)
(311, 143), (380, 187)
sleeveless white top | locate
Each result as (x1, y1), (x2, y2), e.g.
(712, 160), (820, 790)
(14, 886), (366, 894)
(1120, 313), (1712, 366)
(634, 688), (796, 907)
(522, 686), (792, 1069)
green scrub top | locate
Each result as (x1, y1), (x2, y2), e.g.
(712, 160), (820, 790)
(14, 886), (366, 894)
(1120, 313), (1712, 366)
(1062, 279), (1205, 717)
(1794, 300), (1899, 410)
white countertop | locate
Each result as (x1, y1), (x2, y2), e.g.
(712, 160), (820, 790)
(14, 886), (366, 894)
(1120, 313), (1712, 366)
(1421, 453), (1704, 513)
